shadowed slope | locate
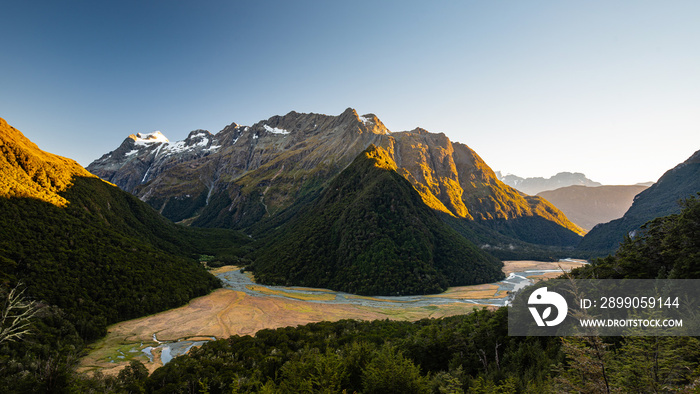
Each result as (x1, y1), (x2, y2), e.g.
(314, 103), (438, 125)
(249, 145), (504, 296)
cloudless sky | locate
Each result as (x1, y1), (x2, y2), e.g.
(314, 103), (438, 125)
(2, 0), (699, 185)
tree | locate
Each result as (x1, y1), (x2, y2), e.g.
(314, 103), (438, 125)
(362, 345), (430, 394)
(117, 360), (149, 393)
(613, 336), (700, 392)
(554, 336), (613, 393)
(0, 283), (39, 344)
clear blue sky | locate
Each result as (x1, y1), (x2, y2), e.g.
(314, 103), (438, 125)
(2, 1), (699, 185)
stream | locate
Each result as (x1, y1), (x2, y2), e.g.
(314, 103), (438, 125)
(145, 261), (582, 366)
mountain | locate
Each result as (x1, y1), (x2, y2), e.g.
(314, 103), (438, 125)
(537, 185), (649, 231)
(88, 108), (584, 248)
(88, 129), (222, 194)
(497, 171), (601, 195)
(249, 145), (504, 295)
(577, 148), (700, 256)
(0, 118), (97, 206)
(0, 117), (241, 341)
(573, 193), (700, 280)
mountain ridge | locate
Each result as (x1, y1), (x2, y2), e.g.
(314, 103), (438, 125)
(249, 144), (504, 295)
(88, 108), (585, 246)
(0, 117), (98, 206)
(497, 171), (601, 195)
(537, 185), (649, 231)
(577, 148), (700, 256)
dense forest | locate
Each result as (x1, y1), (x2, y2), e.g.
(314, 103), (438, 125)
(9, 194), (692, 393)
(138, 195), (700, 393)
(0, 176), (251, 392)
(249, 145), (504, 296)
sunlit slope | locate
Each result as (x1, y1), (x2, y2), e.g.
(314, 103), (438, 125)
(89, 109), (584, 249)
(384, 130), (586, 241)
(249, 145), (504, 296)
(0, 117), (97, 206)
(0, 118), (224, 340)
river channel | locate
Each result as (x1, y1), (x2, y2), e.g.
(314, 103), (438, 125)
(141, 260), (584, 366)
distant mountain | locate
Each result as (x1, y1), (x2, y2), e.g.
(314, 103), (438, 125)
(89, 108), (584, 249)
(249, 145), (504, 295)
(0, 117), (234, 340)
(537, 185), (649, 231)
(497, 171), (601, 195)
(577, 149), (700, 256)
(572, 193), (700, 280)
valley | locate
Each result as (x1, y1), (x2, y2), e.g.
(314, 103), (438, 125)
(78, 260), (586, 376)
(2, 115), (698, 391)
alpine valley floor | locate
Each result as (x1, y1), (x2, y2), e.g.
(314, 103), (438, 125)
(78, 260), (586, 376)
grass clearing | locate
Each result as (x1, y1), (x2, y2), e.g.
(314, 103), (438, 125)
(80, 260), (579, 377)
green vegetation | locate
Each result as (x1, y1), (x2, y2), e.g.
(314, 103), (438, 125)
(73, 193), (698, 394)
(442, 213), (581, 261)
(0, 176), (251, 391)
(572, 193), (700, 280)
(249, 146), (504, 295)
(3, 116), (699, 392)
(135, 310), (562, 393)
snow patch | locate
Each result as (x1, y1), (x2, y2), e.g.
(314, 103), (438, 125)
(164, 140), (187, 153)
(124, 149), (139, 157)
(134, 131), (169, 145)
(263, 124), (290, 135)
(359, 116), (373, 124)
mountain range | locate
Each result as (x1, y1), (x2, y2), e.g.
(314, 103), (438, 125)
(497, 171), (602, 195)
(537, 185), (649, 231)
(88, 108), (584, 247)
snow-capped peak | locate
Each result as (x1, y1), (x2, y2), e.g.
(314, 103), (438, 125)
(133, 131), (169, 145)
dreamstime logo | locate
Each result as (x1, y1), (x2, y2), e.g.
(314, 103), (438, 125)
(528, 287), (568, 327)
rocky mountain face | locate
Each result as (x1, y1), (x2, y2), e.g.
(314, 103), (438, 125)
(89, 108), (584, 243)
(537, 185), (649, 231)
(577, 149), (700, 256)
(88, 129), (222, 194)
(497, 171), (601, 195)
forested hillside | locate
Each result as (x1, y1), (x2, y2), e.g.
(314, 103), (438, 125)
(572, 193), (700, 280)
(81, 194), (700, 394)
(249, 145), (503, 295)
(0, 119), (250, 391)
(89, 109), (584, 255)
(577, 148), (700, 256)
